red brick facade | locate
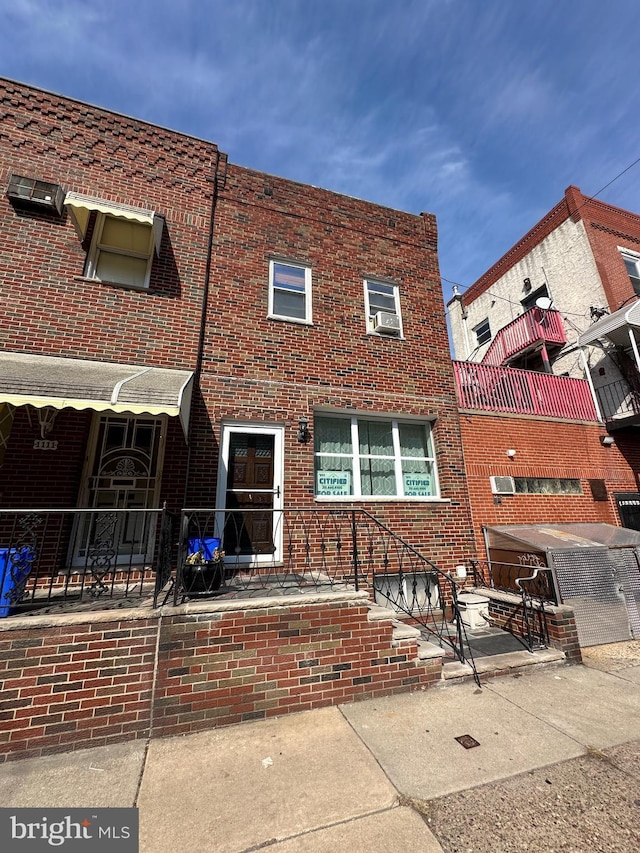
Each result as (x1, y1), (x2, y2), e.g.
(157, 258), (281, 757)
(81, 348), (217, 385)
(460, 412), (639, 556)
(1, 78), (475, 571)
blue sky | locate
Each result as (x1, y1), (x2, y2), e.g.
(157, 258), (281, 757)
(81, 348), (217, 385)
(2, 0), (640, 304)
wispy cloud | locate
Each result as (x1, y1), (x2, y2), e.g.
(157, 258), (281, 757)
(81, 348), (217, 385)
(2, 0), (640, 303)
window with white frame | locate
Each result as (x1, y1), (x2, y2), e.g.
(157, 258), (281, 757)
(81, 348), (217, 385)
(364, 279), (402, 335)
(620, 249), (640, 296)
(473, 318), (491, 346)
(86, 214), (156, 289)
(314, 415), (438, 499)
(268, 260), (312, 323)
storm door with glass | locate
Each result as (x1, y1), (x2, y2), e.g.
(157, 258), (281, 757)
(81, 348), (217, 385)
(73, 415), (164, 567)
(218, 426), (283, 562)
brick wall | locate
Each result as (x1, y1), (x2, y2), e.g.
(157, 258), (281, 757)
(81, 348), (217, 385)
(186, 164), (477, 571)
(459, 412), (639, 557)
(0, 77), (219, 368)
(0, 615), (157, 760)
(0, 597), (442, 761)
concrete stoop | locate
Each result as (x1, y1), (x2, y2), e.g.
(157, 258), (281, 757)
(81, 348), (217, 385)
(367, 602), (567, 686)
(441, 646), (567, 683)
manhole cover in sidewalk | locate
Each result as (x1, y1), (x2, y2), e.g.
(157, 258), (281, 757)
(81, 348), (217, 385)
(455, 734), (480, 749)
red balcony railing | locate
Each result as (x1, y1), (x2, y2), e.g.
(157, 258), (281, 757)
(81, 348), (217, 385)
(453, 361), (599, 420)
(482, 307), (566, 366)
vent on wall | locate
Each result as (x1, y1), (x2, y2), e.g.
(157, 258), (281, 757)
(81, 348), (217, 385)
(490, 475), (516, 495)
(7, 174), (64, 215)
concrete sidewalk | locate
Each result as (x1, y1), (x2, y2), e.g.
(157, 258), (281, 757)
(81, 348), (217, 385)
(2, 643), (640, 852)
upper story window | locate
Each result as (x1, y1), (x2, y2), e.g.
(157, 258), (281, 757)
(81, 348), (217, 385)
(64, 193), (164, 290)
(268, 260), (312, 323)
(314, 415), (438, 499)
(364, 279), (402, 336)
(474, 318), (491, 346)
(620, 249), (640, 296)
(521, 284), (549, 312)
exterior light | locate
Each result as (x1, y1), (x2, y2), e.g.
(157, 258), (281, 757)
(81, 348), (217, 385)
(297, 416), (311, 444)
(600, 435), (615, 446)
(506, 449), (516, 458)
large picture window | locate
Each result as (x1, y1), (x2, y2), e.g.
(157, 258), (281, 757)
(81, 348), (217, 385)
(314, 415), (438, 499)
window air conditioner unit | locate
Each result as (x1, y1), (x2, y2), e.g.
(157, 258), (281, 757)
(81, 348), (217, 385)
(490, 475), (516, 495)
(373, 311), (401, 334)
(7, 174), (64, 215)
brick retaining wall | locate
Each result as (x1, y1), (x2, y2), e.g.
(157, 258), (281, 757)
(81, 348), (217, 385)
(0, 593), (441, 762)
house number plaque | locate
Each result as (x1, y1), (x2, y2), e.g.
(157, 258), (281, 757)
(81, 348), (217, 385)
(33, 439), (58, 450)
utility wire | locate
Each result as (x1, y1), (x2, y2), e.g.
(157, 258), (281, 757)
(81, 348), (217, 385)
(443, 153), (640, 297)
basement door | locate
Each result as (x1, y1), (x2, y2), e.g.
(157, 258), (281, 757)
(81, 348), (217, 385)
(217, 425), (283, 563)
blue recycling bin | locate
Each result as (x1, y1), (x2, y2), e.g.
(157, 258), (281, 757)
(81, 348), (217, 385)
(187, 537), (221, 560)
(0, 547), (34, 618)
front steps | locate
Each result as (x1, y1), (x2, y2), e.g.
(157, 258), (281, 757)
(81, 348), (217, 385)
(367, 602), (567, 685)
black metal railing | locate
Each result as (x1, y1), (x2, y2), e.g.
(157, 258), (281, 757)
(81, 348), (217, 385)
(595, 378), (640, 424)
(0, 507), (174, 616)
(175, 507), (477, 679)
(470, 558), (553, 652)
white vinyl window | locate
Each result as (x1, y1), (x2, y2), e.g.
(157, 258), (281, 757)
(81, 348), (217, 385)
(86, 214), (155, 289)
(364, 279), (402, 335)
(268, 260), (312, 323)
(314, 415), (438, 499)
(620, 249), (640, 296)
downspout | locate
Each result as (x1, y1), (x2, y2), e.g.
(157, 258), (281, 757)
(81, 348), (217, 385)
(182, 149), (226, 508)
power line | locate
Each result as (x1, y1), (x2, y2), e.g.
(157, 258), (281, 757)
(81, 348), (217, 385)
(443, 153), (640, 296)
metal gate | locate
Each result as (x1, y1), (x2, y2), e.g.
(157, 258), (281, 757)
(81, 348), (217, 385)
(550, 547), (640, 647)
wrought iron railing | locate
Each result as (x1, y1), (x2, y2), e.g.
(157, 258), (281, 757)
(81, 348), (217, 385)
(176, 507), (477, 677)
(453, 361), (599, 421)
(470, 559), (554, 652)
(594, 378), (640, 424)
(0, 507), (174, 616)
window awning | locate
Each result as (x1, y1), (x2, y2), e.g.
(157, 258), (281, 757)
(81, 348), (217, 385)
(0, 352), (193, 438)
(64, 192), (164, 255)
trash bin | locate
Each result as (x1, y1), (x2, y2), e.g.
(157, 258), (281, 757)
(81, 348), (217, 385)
(187, 537), (221, 559)
(457, 593), (490, 629)
(0, 547), (33, 618)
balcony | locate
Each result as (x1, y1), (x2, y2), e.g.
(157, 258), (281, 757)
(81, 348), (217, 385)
(594, 379), (640, 429)
(482, 307), (566, 367)
(453, 361), (599, 421)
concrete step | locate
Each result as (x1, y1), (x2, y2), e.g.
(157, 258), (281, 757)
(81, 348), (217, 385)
(391, 623), (422, 646)
(367, 604), (397, 622)
(442, 646), (566, 681)
(416, 639), (446, 661)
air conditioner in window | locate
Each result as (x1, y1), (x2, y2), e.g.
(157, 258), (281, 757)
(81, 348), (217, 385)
(7, 174), (64, 215)
(373, 311), (401, 334)
(490, 475), (516, 495)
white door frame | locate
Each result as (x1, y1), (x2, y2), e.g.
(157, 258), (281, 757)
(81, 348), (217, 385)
(216, 422), (284, 564)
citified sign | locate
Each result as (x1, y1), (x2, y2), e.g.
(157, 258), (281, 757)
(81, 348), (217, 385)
(316, 471), (351, 496)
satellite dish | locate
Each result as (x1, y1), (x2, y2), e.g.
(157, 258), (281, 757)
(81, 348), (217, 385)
(535, 296), (553, 310)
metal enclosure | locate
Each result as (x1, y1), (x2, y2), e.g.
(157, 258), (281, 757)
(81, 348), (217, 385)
(485, 523), (640, 647)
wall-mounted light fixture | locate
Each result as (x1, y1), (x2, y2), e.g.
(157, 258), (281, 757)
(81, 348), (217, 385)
(523, 277), (532, 292)
(297, 416), (311, 444)
(600, 435), (615, 447)
(506, 448), (516, 458)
